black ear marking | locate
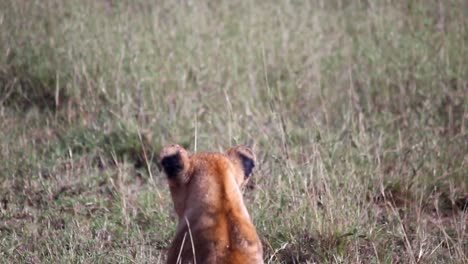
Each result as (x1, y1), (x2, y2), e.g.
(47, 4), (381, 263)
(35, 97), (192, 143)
(160, 152), (183, 179)
(238, 153), (255, 179)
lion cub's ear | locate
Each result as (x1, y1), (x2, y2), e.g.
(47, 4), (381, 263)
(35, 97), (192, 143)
(159, 144), (191, 185)
(226, 145), (256, 183)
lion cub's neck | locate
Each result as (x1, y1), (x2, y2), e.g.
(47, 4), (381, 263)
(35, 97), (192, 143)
(184, 164), (256, 241)
(177, 159), (260, 262)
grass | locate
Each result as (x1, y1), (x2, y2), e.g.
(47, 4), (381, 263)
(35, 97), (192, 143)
(0, 0), (467, 263)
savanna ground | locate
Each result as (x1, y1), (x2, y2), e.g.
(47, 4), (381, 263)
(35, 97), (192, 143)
(0, 0), (467, 263)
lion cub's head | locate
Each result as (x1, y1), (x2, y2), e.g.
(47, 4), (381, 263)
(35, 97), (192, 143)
(158, 144), (256, 217)
(158, 144), (262, 264)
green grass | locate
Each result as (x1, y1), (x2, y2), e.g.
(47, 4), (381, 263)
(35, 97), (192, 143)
(0, 0), (466, 263)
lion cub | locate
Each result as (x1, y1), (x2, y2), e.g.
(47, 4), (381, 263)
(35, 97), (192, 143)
(159, 144), (263, 264)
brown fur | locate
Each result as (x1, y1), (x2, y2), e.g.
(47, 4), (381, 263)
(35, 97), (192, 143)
(159, 144), (263, 264)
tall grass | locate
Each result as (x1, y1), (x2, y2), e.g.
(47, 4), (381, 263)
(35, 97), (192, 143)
(0, 0), (466, 263)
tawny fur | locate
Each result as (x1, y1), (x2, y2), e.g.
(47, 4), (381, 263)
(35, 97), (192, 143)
(159, 144), (263, 264)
